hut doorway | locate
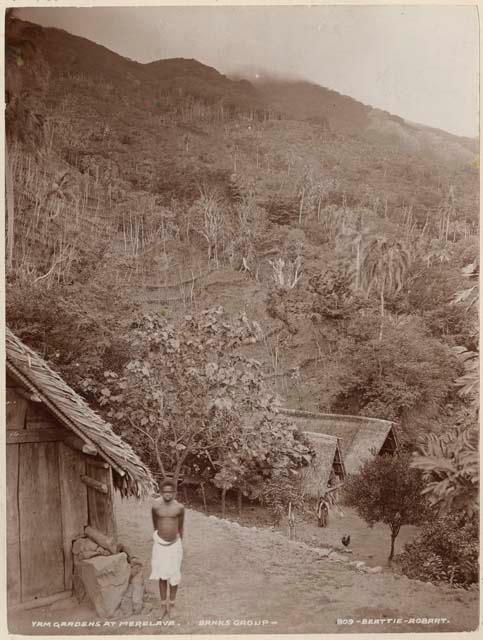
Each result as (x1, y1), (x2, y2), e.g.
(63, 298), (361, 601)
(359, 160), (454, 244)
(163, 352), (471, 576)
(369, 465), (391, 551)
(7, 435), (117, 608)
(7, 440), (67, 606)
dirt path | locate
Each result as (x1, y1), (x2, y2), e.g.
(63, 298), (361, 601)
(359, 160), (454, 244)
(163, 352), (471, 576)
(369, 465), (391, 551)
(9, 497), (479, 635)
(290, 507), (419, 569)
(116, 498), (478, 634)
(182, 493), (419, 570)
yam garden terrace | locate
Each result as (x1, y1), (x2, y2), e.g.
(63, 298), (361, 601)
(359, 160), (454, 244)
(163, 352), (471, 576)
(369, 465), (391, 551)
(6, 327), (155, 611)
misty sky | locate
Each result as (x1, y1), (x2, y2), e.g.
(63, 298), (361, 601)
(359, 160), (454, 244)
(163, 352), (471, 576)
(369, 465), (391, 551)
(18, 4), (479, 138)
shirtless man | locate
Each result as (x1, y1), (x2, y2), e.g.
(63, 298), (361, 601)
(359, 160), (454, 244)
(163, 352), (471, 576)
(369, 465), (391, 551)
(150, 479), (185, 617)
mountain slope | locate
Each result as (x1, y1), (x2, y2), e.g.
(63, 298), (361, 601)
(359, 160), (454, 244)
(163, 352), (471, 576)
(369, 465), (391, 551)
(17, 18), (478, 164)
(6, 16), (479, 443)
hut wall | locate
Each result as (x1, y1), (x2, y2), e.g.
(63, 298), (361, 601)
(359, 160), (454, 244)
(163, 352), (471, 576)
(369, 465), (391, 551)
(58, 443), (88, 590)
(6, 374), (91, 605)
(85, 461), (117, 538)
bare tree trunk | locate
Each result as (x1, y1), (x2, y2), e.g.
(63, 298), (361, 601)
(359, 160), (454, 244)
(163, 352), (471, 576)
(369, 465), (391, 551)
(237, 489), (243, 516)
(201, 483), (208, 513)
(389, 527), (399, 561)
(153, 439), (166, 478)
(379, 278), (385, 341)
(221, 488), (227, 518)
(298, 187), (305, 225)
(355, 238), (361, 289)
(172, 448), (190, 487)
(6, 145), (14, 271)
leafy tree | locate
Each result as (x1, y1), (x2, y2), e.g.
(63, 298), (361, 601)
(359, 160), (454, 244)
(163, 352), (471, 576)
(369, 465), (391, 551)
(344, 452), (430, 560)
(81, 308), (313, 516)
(411, 423), (478, 518)
(332, 315), (457, 429)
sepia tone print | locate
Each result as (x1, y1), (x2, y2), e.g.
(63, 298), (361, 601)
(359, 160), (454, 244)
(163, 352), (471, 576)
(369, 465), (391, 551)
(4, 4), (479, 635)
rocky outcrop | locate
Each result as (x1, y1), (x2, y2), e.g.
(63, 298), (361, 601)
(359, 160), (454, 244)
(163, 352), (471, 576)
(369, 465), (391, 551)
(79, 552), (131, 618)
(72, 536), (111, 603)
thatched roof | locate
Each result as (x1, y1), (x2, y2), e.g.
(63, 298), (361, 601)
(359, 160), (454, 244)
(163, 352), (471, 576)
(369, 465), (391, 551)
(6, 327), (156, 497)
(301, 432), (345, 498)
(280, 409), (398, 475)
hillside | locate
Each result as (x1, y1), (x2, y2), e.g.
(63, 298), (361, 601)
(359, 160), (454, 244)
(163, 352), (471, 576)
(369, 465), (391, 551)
(6, 16), (479, 436)
(5, 13), (480, 604)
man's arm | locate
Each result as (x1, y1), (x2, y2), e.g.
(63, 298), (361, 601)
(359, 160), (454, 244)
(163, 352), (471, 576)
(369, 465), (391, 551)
(178, 507), (185, 539)
(151, 505), (158, 531)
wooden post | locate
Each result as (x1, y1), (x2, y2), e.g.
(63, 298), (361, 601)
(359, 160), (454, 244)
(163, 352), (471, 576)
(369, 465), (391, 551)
(106, 465), (118, 542)
(81, 475), (108, 494)
(6, 444), (21, 605)
(85, 459), (109, 469)
(64, 435), (98, 456)
(6, 144), (14, 271)
(288, 501), (295, 541)
(9, 590), (73, 612)
(58, 443), (87, 591)
(14, 387), (42, 403)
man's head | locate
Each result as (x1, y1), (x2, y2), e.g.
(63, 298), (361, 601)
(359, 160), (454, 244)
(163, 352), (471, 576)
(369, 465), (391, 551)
(159, 478), (176, 502)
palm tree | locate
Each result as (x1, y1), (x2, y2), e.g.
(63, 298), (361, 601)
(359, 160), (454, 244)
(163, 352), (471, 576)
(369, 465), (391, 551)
(361, 237), (410, 339)
(337, 222), (373, 289)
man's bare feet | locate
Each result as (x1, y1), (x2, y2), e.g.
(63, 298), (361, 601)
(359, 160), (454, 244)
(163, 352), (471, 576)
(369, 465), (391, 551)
(168, 601), (176, 618)
(159, 601), (169, 619)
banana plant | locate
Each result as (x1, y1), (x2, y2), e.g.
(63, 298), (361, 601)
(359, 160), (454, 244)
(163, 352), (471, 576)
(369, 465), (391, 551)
(412, 426), (479, 518)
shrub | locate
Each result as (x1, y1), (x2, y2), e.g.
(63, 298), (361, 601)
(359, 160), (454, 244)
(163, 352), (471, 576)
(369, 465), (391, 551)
(344, 452), (430, 560)
(257, 473), (311, 523)
(6, 279), (134, 385)
(396, 513), (478, 587)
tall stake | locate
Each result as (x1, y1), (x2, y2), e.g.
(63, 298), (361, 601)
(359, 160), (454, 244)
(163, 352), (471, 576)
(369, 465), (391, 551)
(5, 145), (14, 271)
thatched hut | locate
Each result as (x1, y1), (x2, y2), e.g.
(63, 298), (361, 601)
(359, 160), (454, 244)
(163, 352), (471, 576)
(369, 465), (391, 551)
(6, 328), (156, 611)
(301, 432), (345, 499)
(280, 409), (398, 475)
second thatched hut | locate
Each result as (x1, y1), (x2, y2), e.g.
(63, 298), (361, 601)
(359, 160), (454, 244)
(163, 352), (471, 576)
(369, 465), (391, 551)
(300, 432), (346, 499)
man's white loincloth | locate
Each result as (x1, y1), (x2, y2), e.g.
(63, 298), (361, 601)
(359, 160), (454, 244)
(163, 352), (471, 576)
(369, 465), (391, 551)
(149, 531), (183, 585)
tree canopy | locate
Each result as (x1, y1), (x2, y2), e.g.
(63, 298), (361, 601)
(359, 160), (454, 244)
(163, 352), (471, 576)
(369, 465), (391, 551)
(344, 452), (429, 560)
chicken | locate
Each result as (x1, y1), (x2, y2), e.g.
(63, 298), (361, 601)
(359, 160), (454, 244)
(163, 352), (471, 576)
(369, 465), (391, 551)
(341, 534), (351, 547)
